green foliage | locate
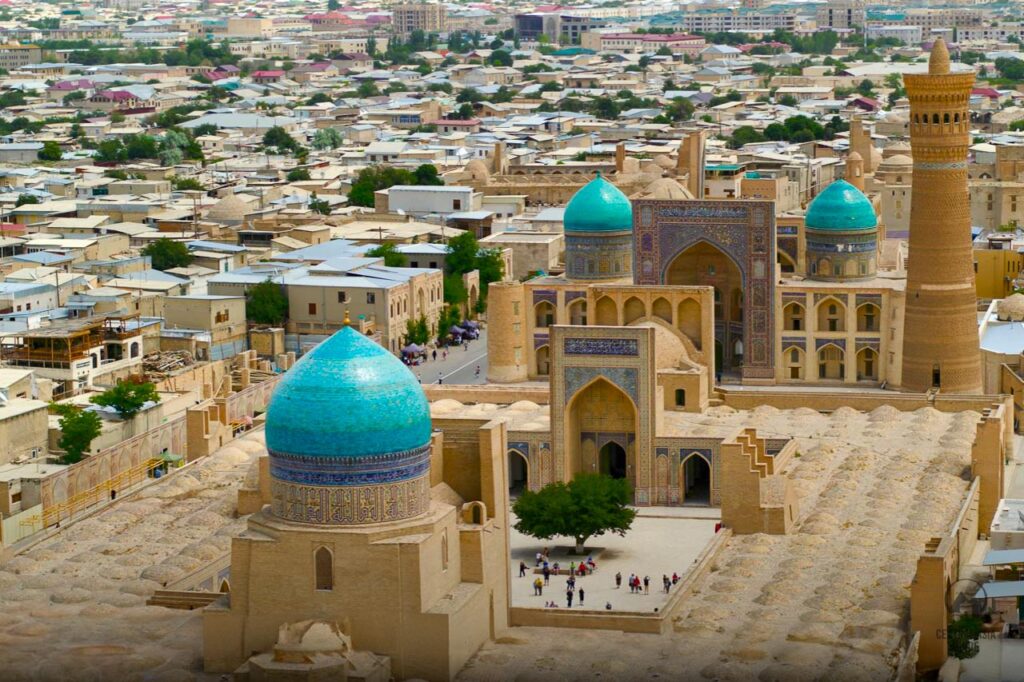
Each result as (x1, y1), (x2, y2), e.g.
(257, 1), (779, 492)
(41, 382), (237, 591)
(0, 90), (26, 108)
(15, 194), (39, 207)
(311, 127), (343, 150)
(52, 404), (102, 464)
(306, 92), (332, 105)
(436, 304), (462, 340)
(1009, 119), (1024, 132)
(142, 238), (192, 271)
(246, 279), (289, 325)
(995, 57), (1024, 81)
(356, 80), (379, 98)
(487, 49), (512, 67)
(171, 176), (204, 191)
(192, 123), (219, 137)
(456, 87), (484, 104)
(90, 378), (160, 420)
(38, 141), (63, 161)
(67, 38), (239, 68)
(445, 231), (504, 300)
(62, 89), (86, 105)
(443, 272), (468, 305)
(263, 126), (302, 155)
(366, 242), (407, 267)
(512, 473), (637, 552)
(453, 102), (475, 120)
(286, 168), (311, 182)
(778, 94), (798, 107)
(347, 164), (444, 207)
(947, 615), (982, 660)
(308, 192), (331, 215)
(728, 125), (766, 149)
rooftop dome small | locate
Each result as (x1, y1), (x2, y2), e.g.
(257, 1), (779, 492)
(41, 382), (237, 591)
(563, 173), (633, 233)
(805, 179), (878, 232)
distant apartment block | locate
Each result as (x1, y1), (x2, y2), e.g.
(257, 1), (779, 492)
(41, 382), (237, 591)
(392, 3), (446, 37)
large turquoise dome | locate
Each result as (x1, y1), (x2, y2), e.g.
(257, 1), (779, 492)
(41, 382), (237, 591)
(805, 179), (878, 232)
(266, 326), (431, 462)
(564, 174), (633, 233)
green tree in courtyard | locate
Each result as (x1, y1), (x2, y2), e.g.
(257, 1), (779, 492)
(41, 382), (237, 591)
(246, 279), (289, 325)
(513, 473), (637, 553)
(91, 378), (160, 420)
(52, 404), (103, 464)
(142, 238), (192, 271)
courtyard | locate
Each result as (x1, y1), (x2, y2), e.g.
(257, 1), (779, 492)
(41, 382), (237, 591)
(508, 507), (720, 612)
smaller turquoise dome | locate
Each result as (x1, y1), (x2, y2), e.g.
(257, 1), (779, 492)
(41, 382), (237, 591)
(564, 173), (633, 233)
(805, 180), (878, 232)
(266, 326), (431, 461)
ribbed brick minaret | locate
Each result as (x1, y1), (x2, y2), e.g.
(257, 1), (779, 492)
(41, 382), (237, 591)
(901, 39), (982, 394)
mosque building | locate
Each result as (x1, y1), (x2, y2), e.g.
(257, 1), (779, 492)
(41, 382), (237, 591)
(204, 325), (510, 680)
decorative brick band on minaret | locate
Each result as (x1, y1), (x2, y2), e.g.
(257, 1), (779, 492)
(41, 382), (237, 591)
(901, 38), (983, 394)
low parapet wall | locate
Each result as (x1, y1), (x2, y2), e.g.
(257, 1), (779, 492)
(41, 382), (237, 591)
(720, 388), (1006, 415)
(424, 384), (550, 405)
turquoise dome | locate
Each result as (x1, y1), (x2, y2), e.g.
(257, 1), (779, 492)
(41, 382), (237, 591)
(805, 180), (878, 232)
(564, 174), (633, 233)
(266, 326), (431, 461)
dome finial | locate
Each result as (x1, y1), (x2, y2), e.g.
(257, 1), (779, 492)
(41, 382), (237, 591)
(929, 38), (950, 76)
(343, 308), (351, 326)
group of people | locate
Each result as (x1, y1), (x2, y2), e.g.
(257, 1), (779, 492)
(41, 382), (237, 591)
(614, 572), (681, 595)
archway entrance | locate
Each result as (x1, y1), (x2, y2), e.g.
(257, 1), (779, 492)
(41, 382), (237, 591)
(665, 242), (744, 375)
(681, 455), (711, 505)
(599, 442), (627, 479)
(508, 451), (528, 496)
(567, 377), (636, 491)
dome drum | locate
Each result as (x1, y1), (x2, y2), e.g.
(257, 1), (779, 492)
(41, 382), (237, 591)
(563, 173), (635, 281)
(804, 179), (879, 281)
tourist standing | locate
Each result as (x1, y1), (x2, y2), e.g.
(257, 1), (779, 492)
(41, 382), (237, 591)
(566, 588), (573, 608)
(432, 349), (437, 361)
(578, 587), (585, 607)
(542, 565), (550, 585)
(519, 561), (527, 578)
(643, 576), (650, 595)
(663, 575), (671, 593)
(615, 572), (622, 589)
(535, 551), (543, 567)
(533, 578), (543, 596)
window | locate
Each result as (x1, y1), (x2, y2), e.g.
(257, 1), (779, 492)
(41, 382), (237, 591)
(674, 388), (686, 407)
(367, 292), (375, 304)
(338, 291), (347, 303)
(308, 302), (317, 315)
(453, 199), (462, 210)
(429, 261), (437, 269)
(315, 547), (333, 591)
(410, 261), (419, 267)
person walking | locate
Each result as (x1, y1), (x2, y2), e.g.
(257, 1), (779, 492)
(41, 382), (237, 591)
(566, 588), (573, 608)
(535, 551), (543, 567)
(519, 561), (527, 578)
(542, 566), (550, 585)
(663, 575), (671, 594)
(569, 561), (576, 577)
(644, 575), (650, 595)
(578, 587), (585, 607)
(475, 365), (481, 377)
(437, 372), (443, 385)
(432, 349), (437, 361)
(533, 578), (543, 596)
(615, 572), (622, 589)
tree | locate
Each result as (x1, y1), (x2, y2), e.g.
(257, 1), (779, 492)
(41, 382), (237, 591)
(142, 237), (192, 271)
(405, 315), (430, 345)
(62, 89), (86, 106)
(513, 473), (636, 553)
(94, 139), (127, 163)
(366, 242), (407, 267)
(171, 176), (204, 191)
(246, 278), (289, 325)
(52, 404), (102, 464)
(90, 378), (160, 420)
(192, 123), (218, 137)
(729, 125), (766, 148)
(263, 125), (300, 153)
(37, 140), (63, 162)
(15, 194), (39, 207)
(453, 102), (475, 120)
(306, 92), (332, 105)
(286, 168), (311, 182)
(159, 146), (183, 166)
(995, 57), (1024, 81)
(445, 231), (504, 301)
(413, 164), (444, 186)
(309, 192), (331, 215)
(487, 49), (512, 67)
(778, 94), (798, 106)
(856, 78), (876, 97)
(443, 272), (468, 305)
(356, 80), (379, 98)
(311, 127), (343, 150)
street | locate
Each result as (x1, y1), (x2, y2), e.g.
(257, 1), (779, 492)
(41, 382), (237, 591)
(411, 327), (488, 386)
